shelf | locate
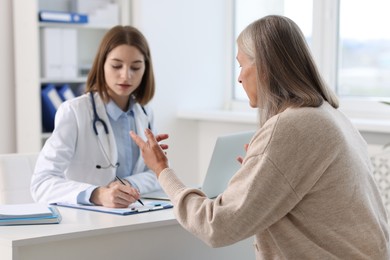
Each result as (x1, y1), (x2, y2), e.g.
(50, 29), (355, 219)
(41, 77), (87, 84)
(39, 22), (113, 30)
(13, 0), (131, 152)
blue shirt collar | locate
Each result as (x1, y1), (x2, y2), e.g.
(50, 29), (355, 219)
(105, 98), (135, 121)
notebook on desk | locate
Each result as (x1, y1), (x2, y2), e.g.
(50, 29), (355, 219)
(142, 130), (255, 200)
(0, 204), (62, 225)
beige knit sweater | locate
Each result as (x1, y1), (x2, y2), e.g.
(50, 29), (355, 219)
(159, 102), (389, 259)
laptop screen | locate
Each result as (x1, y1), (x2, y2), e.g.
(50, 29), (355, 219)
(201, 131), (254, 198)
(142, 131), (255, 200)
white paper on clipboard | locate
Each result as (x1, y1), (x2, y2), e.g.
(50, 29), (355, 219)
(52, 200), (173, 215)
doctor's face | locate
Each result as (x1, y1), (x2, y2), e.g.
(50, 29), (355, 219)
(104, 44), (145, 108)
(236, 47), (258, 108)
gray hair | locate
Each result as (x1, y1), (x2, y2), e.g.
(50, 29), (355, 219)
(237, 15), (338, 126)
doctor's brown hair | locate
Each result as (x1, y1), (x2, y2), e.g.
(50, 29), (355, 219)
(86, 25), (155, 106)
(237, 15), (339, 126)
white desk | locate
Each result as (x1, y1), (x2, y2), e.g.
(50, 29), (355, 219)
(0, 206), (254, 260)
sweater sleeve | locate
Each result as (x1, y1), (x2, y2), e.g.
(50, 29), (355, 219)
(158, 117), (302, 248)
(159, 158), (300, 247)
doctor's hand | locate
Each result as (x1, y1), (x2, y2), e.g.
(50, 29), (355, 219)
(130, 129), (169, 178)
(90, 182), (141, 208)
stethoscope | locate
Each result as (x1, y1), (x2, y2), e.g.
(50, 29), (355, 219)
(90, 92), (150, 170)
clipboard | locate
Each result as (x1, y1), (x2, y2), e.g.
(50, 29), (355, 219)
(51, 200), (173, 216)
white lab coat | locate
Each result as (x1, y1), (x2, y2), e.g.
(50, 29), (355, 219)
(31, 92), (161, 204)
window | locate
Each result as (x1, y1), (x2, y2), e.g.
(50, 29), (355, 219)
(233, 0), (313, 101)
(232, 0), (390, 121)
(338, 0), (390, 98)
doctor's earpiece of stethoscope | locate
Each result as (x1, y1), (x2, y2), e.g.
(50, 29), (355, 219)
(90, 92), (108, 135)
(96, 162), (120, 169)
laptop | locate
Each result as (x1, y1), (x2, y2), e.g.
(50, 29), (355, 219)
(142, 130), (255, 200)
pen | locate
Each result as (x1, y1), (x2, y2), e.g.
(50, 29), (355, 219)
(115, 176), (144, 206)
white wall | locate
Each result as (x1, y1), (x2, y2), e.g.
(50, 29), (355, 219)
(0, 0), (16, 153)
(131, 0), (235, 185)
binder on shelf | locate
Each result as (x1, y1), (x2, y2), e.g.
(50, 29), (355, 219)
(41, 84), (63, 132)
(57, 84), (76, 101)
(0, 204), (62, 226)
(41, 28), (78, 79)
(41, 27), (62, 78)
(39, 10), (88, 24)
(61, 28), (78, 78)
(74, 83), (86, 97)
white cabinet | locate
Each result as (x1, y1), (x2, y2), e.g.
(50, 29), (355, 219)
(12, 0), (131, 152)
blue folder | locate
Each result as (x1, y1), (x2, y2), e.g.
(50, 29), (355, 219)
(39, 10), (88, 24)
(0, 207), (62, 226)
(57, 84), (76, 101)
(41, 84), (63, 132)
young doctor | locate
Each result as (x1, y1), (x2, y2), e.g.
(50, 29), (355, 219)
(31, 25), (163, 208)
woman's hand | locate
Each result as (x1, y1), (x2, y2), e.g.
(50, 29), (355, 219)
(90, 181), (140, 208)
(130, 129), (169, 178)
(236, 143), (249, 164)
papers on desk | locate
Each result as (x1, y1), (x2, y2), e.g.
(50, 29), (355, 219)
(52, 200), (173, 216)
(0, 203), (62, 226)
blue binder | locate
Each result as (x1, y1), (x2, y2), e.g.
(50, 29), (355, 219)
(57, 84), (76, 101)
(39, 10), (88, 24)
(41, 84), (63, 132)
